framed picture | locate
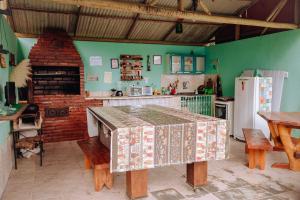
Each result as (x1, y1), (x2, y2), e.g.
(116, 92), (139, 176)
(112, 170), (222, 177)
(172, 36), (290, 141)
(153, 55), (162, 65)
(111, 58), (119, 69)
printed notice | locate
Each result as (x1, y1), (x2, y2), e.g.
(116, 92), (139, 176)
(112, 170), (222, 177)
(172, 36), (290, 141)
(104, 72), (112, 83)
(89, 56), (102, 66)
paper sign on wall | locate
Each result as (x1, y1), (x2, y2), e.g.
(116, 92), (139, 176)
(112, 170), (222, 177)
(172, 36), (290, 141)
(87, 75), (99, 81)
(104, 72), (112, 83)
(89, 56), (102, 66)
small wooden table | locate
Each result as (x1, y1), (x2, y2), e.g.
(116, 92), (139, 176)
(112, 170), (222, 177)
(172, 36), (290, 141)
(0, 104), (28, 128)
(258, 112), (300, 171)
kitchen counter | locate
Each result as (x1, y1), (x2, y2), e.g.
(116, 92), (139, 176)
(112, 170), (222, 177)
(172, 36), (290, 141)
(85, 95), (178, 100)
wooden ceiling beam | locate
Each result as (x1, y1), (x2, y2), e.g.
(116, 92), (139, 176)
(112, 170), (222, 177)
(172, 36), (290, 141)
(10, 6), (220, 26)
(162, 1), (191, 41)
(261, 0), (288, 35)
(73, 6), (81, 36)
(125, 0), (150, 40)
(15, 32), (206, 46)
(44, 0), (298, 29)
(198, 0), (211, 15)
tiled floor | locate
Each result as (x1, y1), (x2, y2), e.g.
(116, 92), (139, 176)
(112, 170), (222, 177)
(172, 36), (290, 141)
(2, 138), (300, 200)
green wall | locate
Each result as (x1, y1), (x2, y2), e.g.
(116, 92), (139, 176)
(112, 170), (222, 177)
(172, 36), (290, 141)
(18, 38), (205, 91)
(0, 14), (19, 145)
(207, 29), (300, 112)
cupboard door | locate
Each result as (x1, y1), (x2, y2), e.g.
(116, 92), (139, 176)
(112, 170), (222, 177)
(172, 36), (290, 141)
(171, 56), (182, 73)
(183, 56), (193, 73)
(195, 57), (205, 73)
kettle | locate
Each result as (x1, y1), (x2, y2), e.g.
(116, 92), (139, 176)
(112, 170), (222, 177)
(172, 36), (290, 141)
(116, 90), (123, 96)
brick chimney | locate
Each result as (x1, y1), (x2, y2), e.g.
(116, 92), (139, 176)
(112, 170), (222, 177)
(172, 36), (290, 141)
(28, 30), (102, 142)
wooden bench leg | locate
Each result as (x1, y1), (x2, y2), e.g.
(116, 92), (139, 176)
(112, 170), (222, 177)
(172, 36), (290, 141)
(84, 156), (91, 169)
(104, 168), (113, 189)
(186, 161), (207, 188)
(248, 149), (256, 169)
(94, 168), (105, 191)
(258, 150), (266, 170)
(245, 144), (249, 154)
(126, 169), (148, 199)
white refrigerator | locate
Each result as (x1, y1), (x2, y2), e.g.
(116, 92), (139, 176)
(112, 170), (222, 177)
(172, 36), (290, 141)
(233, 77), (272, 141)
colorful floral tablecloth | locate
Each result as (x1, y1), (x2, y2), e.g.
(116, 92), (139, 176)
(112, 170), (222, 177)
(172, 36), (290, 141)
(88, 105), (229, 172)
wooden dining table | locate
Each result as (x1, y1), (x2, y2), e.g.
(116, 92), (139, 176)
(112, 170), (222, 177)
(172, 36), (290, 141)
(87, 105), (229, 199)
(258, 112), (300, 171)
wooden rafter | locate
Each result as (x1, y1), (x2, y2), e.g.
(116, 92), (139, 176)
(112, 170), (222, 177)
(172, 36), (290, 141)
(261, 0), (288, 35)
(125, 0), (153, 39)
(44, 0), (298, 29)
(198, 0), (211, 15)
(73, 6), (81, 36)
(10, 6), (220, 26)
(161, 0), (186, 41)
(15, 32), (206, 46)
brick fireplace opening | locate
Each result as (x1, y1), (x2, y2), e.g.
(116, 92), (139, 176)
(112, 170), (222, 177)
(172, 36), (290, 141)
(29, 30), (101, 142)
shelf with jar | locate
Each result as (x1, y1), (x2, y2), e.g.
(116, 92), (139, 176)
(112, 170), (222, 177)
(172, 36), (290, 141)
(120, 54), (143, 81)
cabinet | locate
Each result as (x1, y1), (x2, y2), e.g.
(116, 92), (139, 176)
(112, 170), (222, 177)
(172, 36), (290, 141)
(170, 54), (205, 74)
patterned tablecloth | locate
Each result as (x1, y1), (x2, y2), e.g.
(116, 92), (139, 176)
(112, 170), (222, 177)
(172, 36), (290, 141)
(88, 105), (229, 173)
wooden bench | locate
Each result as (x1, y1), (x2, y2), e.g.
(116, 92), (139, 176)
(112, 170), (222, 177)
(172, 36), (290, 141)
(243, 128), (273, 170)
(77, 137), (113, 191)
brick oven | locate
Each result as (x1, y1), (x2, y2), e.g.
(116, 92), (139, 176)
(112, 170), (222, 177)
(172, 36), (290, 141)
(29, 30), (101, 142)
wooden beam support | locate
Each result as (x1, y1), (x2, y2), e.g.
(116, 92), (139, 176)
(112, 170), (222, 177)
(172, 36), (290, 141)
(261, 0), (288, 35)
(73, 6), (81, 36)
(125, 0), (149, 40)
(15, 32), (206, 46)
(10, 6), (220, 26)
(44, 0), (298, 29)
(198, 0), (211, 15)
(161, 0), (186, 41)
(235, 25), (240, 40)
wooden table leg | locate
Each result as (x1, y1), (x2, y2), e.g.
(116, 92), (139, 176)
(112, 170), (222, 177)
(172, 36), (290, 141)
(248, 149), (256, 169)
(126, 169), (148, 199)
(186, 161), (207, 188)
(258, 150), (266, 170)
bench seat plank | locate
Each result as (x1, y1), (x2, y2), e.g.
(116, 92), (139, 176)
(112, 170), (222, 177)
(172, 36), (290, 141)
(243, 128), (272, 151)
(77, 137), (110, 168)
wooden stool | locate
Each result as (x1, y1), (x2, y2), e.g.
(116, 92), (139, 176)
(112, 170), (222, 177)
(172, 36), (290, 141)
(78, 137), (113, 191)
(243, 128), (273, 170)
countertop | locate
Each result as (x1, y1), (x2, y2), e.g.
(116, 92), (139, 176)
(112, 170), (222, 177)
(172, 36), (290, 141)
(0, 104), (28, 121)
(85, 95), (179, 100)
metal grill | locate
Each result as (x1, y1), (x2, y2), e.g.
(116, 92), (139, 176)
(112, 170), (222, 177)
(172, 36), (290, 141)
(180, 95), (214, 116)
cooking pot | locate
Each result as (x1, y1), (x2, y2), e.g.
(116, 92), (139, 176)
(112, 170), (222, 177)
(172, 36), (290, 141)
(116, 90), (123, 96)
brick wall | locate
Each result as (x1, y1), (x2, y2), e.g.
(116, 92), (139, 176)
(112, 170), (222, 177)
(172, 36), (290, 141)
(29, 31), (102, 142)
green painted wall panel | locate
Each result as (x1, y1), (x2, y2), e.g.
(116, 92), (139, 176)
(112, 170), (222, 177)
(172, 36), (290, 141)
(18, 38), (205, 91)
(207, 29), (300, 112)
(0, 14), (19, 145)
(207, 30), (300, 137)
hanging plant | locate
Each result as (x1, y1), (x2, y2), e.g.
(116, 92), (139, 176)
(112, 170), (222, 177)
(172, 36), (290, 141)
(10, 59), (32, 87)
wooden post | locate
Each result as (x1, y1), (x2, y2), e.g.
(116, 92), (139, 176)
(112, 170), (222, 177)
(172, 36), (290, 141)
(235, 25), (240, 40)
(258, 150), (266, 170)
(126, 169), (148, 199)
(84, 156), (91, 169)
(248, 149), (256, 169)
(186, 161), (207, 188)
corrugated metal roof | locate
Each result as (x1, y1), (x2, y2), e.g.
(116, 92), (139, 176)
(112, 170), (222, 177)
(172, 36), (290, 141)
(9, 0), (255, 44)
